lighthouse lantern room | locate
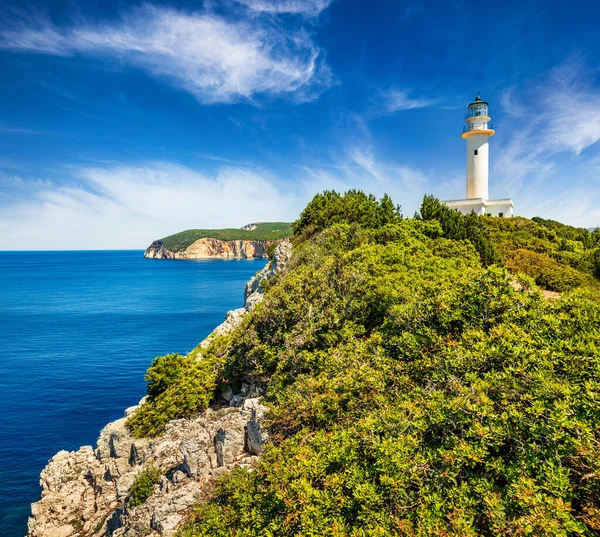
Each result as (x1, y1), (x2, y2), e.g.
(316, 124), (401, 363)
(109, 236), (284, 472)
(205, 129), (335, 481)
(443, 94), (514, 217)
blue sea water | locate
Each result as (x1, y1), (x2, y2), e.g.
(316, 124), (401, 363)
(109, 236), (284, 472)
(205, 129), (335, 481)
(0, 251), (266, 537)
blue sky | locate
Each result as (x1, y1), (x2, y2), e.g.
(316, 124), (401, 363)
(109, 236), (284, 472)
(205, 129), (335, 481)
(1, 0), (599, 249)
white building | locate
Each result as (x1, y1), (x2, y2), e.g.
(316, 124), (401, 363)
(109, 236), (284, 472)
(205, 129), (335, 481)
(443, 94), (514, 217)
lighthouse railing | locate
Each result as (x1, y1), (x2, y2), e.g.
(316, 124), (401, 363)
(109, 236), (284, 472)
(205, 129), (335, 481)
(463, 122), (493, 134)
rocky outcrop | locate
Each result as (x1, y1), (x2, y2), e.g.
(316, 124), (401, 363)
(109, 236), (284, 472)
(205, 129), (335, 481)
(27, 241), (292, 537)
(28, 398), (265, 537)
(144, 238), (276, 260)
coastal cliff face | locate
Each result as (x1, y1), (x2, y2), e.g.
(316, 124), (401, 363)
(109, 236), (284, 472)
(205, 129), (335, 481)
(144, 238), (274, 260)
(27, 241), (292, 537)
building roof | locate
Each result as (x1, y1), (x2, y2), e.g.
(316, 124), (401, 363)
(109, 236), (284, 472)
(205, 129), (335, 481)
(468, 93), (488, 108)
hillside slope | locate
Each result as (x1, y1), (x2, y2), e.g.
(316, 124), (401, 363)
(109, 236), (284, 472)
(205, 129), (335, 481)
(178, 193), (600, 536)
(29, 192), (600, 537)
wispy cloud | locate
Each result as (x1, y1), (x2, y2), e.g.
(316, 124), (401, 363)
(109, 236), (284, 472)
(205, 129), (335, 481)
(0, 4), (333, 104)
(0, 126), (51, 135)
(540, 60), (600, 155)
(490, 57), (600, 226)
(234, 0), (334, 17)
(495, 57), (600, 186)
(370, 88), (440, 116)
(0, 163), (305, 249)
(0, 158), (27, 171)
(0, 149), (445, 250)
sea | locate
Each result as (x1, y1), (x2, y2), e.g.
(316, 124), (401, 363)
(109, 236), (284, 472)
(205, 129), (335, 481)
(0, 251), (266, 537)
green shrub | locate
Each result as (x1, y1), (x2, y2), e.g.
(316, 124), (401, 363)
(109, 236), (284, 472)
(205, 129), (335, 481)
(532, 216), (594, 244)
(265, 241), (278, 259)
(177, 220), (600, 535)
(128, 467), (162, 507)
(507, 249), (583, 292)
(420, 195), (500, 266)
(144, 353), (190, 399)
(131, 192), (600, 536)
(127, 348), (226, 438)
(593, 249), (600, 279)
(292, 190), (402, 238)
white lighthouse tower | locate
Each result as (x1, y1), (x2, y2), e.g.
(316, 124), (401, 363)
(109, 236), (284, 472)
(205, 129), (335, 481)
(443, 94), (514, 217)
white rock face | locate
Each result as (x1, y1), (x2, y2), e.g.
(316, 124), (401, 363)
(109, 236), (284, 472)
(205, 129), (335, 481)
(27, 393), (267, 537)
(27, 241), (293, 537)
(144, 238), (276, 260)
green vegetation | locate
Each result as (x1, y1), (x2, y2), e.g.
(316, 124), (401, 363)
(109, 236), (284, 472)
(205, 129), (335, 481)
(127, 191), (600, 535)
(127, 347), (227, 438)
(419, 195), (500, 266)
(128, 467), (162, 507)
(484, 214), (600, 295)
(159, 222), (293, 252)
(292, 190), (402, 238)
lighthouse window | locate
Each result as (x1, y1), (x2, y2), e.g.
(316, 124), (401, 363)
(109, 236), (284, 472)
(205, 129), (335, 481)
(474, 149), (478, 155)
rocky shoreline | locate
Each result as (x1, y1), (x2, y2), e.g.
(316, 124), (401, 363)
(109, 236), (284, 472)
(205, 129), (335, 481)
(144, 238), (277, 260)
(27, 241), (292, 537)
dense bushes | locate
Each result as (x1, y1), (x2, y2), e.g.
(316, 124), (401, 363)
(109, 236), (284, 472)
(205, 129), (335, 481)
(532, 216), (599, 247)
(420, 195), (500, 266)
(484, 215), (600, 292)
(506, 249), (583, 292)
(172, 195), (600, 536)
(292, 190), (402, 238)
(126, 191), (600, 535)
(127, 348), (226, 438)
(594, 249), (600, 278)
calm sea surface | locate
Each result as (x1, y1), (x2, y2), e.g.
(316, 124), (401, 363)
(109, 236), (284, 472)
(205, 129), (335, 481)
(0, 251), (266, 537)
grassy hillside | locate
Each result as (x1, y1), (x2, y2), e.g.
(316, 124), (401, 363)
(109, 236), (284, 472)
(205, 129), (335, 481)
(484, 214), (600, 293)
(159, 222), (293, 252)
(129, 191), (600, 536)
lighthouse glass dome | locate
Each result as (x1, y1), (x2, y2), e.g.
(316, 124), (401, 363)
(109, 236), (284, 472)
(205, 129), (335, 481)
(466, 97), (489, 120)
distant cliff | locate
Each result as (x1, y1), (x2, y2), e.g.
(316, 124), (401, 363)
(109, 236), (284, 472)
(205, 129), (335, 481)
(144, 238), (273, 260)
(144, 222), (292, 260)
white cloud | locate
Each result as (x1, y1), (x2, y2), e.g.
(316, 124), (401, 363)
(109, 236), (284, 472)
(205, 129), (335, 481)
(496, 58), (600, 180)
(490, 58), (600, 227)
(370, 89), (440, 116)
(3, 140), (597, 251)
(0, 163), (307, 250)
(540, 61), (600, 155)
(0, 151), (441, 250)
(0, 126), (52, 135)
(234, 0), (333, 17)
(0, 4), (332, 103)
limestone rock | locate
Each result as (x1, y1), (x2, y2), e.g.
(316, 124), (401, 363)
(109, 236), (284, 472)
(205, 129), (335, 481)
(144, 238), (277, 260)
(28, 397), (267, 537)
(244, 239), (292, 309)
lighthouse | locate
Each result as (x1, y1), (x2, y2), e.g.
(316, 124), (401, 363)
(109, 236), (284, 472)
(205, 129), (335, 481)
(443, 94), (514, 217)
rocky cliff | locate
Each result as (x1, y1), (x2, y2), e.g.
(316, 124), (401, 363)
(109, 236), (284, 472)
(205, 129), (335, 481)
(144, 238), (275, 260)
(27, 241), (293, 537)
